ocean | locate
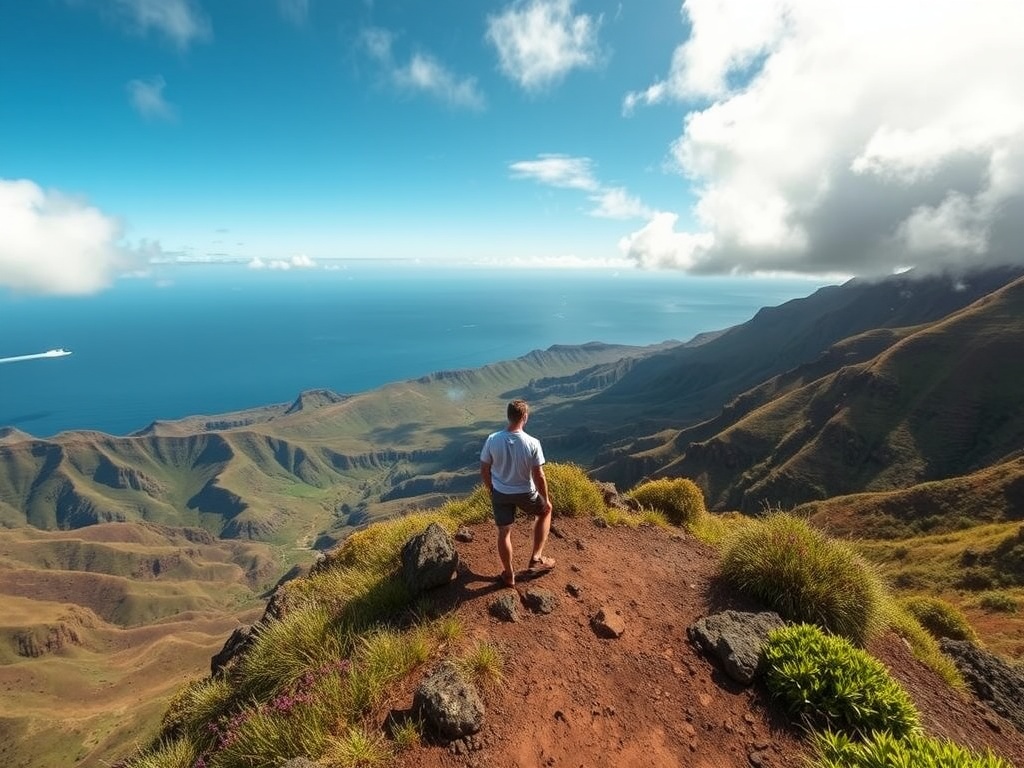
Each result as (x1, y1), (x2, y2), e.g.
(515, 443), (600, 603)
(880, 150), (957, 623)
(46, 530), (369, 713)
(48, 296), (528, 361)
(0, 263), (829, 437)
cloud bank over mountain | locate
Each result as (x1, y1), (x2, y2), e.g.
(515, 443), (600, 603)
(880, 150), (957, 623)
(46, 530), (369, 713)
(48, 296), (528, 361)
(621, 0), (1024, 277)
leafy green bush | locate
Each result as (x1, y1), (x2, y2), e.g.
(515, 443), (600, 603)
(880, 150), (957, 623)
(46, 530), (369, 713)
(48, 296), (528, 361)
(625, 477), (706, 527)
(811, 729), (1011, 768)
(720, 512), (886, 643)
(978, 590), (1019, 613)
(763, 624), (920, 739)
(544, 462), (606, 517)
(899, 596), (978, 643)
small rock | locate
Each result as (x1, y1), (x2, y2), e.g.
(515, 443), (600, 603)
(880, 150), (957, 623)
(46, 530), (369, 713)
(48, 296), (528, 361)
(554, 709), (567, 722)
(591, 606), (625, 639)
(748, 749), (770, 767)
(454, 527), (474, 543)
(550, 524), (565, 539)
(593, 517), (609, 528)
(570, 563), (582, 573)
(566, 582), (582, 598)
(575, 539), (586, 551)
(524, 587), (557, 614)
(489, 593), (519, 622)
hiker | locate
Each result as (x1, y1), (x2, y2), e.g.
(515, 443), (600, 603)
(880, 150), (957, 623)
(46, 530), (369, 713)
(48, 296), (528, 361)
(480, 398), (555, 587)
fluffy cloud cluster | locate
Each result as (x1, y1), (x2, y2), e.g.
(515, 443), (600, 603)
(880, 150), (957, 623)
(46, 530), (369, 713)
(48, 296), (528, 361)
(510, 154), (651, 220)
(486, 0), (600, 90)
(361, 28), (484, 110)
(0, 179), (142, 295)
(109, 0), (210, 49)
(248, 254), (317, 270)
(622, 0), (1024, 276)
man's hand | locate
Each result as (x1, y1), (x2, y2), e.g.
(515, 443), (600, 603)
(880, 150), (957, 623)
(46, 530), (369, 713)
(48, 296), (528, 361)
(480, 461), (493, 493)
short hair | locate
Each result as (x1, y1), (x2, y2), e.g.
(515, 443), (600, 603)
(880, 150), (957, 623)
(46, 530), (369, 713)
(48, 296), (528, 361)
(507, 399), (529, 423)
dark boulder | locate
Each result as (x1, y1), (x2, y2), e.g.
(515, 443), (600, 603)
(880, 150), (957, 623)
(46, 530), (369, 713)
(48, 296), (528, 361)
(414, 664), (484, 740)
(688, 610), (785, 684)
(401, 523), (459, 595)
(940, 638), (1024, 733)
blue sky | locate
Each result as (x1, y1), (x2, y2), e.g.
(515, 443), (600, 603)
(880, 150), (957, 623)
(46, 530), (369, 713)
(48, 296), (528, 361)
(2, 0), (1023, 294)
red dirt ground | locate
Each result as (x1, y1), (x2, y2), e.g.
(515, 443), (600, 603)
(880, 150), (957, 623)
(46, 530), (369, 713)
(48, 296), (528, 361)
(391, 517), (1024, 768)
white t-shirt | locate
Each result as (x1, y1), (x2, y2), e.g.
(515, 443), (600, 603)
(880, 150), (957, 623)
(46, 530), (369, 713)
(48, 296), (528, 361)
(480, 429), (545, 494)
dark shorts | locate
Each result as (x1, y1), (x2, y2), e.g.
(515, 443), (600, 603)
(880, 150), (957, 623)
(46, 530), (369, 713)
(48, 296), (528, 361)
(490, 490), (545, 527)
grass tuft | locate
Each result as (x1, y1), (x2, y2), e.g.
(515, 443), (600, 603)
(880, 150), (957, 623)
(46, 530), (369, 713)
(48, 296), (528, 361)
(388, 715), (423, 752)
(978, 590), (1019, 613)
(625, 477), (706, 527)
(117, 737), (197, 768)
(456, 639), (504, 689)
(811, 729), (1012, 768)
(763, 624), (920, 739)
(885, 603), (966, 690)
(323, 726), (392, 768)
(720, 512), (887, 643)
(544, 463), (606, 517)
(899, 595), (979, 643)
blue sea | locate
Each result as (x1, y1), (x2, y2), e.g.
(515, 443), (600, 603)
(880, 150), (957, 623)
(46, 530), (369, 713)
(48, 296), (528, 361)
(0, 264), (830, 437)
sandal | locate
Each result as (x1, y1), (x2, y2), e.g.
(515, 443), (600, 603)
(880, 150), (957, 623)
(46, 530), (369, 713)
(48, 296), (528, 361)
(528, 555), (555, 574)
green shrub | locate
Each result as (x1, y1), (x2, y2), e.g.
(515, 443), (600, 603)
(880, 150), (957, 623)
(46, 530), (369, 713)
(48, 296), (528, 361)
(764, 624), (920, 739)
(978, 590), (1019, 613)
(899, 596), (978, 643)
(625, 477), (706, 527)
(544, 462), (606, 517)
(811, 729), (1011, 768)
(720, 512), (886, 643)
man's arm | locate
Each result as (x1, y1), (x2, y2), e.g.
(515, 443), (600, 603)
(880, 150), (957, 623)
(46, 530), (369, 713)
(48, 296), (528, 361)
(531, 464), (553, 514)
(480, 461), (493, 492)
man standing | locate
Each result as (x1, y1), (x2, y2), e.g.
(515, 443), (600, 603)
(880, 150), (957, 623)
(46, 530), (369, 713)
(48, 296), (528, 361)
(480, 398), (555, 588)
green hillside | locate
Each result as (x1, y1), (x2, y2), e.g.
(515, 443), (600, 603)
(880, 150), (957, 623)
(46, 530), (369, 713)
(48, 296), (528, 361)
(650, 274), (1024, 512)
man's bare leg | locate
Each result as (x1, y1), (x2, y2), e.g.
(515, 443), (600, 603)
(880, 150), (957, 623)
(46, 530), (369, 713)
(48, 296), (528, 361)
(496, 524), (515, 585)
(529, 508), (552, 565)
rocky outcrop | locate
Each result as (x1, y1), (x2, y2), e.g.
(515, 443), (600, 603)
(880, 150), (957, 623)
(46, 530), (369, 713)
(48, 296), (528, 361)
(401, 523), (458, 595)
(940, 639), (1024, 733)
(211, 625), (256, 677)
(688, 610), (786, 684)
(414, 664), (484, 740)
(15, 622), (82, 657)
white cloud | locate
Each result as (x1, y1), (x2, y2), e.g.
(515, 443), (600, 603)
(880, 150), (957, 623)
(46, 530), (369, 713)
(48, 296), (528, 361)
(590, 188), (653, 220)
(486, 0), (601, 90)
(620, 0), (1024, 276)
(470, 254), (632, 269)
(0, 178), (146, 295)
(360, 27), (484, 109)
(510, 154), (652, 220)
(618, 212), (713, 270)
(248, 254), (318, 270)
(127, 76), (175, 120)
(395, 54), (485, 110)
(108, 0), (211, 49)
(279, 0), (309, 25)
(510, 154), (597, 191)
